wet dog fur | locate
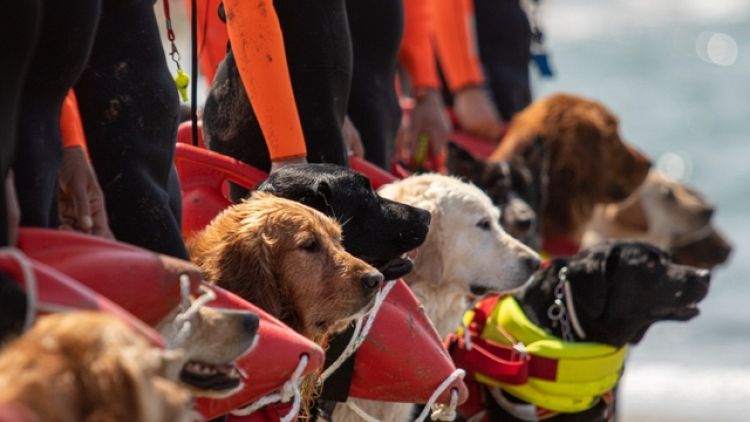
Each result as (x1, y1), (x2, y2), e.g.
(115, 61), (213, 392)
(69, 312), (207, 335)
(188, 192), (383, 344)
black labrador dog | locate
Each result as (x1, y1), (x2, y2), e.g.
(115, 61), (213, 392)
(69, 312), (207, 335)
(481, 241), (711, 422)
(446, 142), (539, 248)
(256, 163), (430, 280)
(255, 164), (431, 411)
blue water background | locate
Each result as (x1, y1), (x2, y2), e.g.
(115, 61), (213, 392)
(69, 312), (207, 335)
(533, 1), (750, 420)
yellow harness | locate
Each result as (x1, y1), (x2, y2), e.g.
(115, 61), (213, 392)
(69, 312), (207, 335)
(456, 296), (627, 414)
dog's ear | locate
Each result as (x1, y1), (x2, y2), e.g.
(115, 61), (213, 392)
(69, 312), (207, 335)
(296, 180), (334, 216)
(408, 201), (444, 285)
(446, 142), (485, 183)
(611, 195), (648, 233)
(215, 226), (283, 318)
(565, 244), (619, 319)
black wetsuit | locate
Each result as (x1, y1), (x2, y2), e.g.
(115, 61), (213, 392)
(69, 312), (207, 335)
(474, 0), (532, 120)
(204, 0), (405, 173)
(12, 0), (187, 260)
(0, 0), (40, 343)
(204, 0), (352, 174)
(346, 0), (403, 169)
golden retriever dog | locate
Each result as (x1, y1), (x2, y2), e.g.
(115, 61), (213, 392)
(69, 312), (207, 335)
(157, 302), (259, 398)
(489, 93), (651, 246)
(0, 312), (193, 422)
(331, 174), (539, 422)
(583, 169), (732, 269)
(188, 192), (384, 344)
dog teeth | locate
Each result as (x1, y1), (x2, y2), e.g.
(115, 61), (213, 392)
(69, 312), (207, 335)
(186, 362), (219, 375)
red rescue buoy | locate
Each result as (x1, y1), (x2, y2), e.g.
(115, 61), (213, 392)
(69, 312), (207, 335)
(195, 283), (325, 419)
(17, 228), (203, 326)
(0, 250), (163, 346)
(349, 156), (399, 190)
(349, 280), (469, 405)
(174, 142), (268, 239)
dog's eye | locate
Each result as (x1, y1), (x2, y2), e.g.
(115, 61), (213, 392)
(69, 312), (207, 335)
(299, 238), (320, 252)
(476, 218), (492, 231)
(661, 187), (675, 201)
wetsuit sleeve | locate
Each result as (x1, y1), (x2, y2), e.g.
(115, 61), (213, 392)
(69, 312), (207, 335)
(433, 0), (485, 92)
(60, 90), (88, 153)
(222, 0), (307, 161)
(399, 0), (440, 90)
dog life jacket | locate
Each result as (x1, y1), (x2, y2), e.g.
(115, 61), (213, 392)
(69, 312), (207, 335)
(449, 295), (627, 414)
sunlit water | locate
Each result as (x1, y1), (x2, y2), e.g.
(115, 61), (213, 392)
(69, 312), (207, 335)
(534, 1), (750, 420)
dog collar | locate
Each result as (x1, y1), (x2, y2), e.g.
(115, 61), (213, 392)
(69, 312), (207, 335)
(546, 267), (586, 341)
(455, 296), (627, 414)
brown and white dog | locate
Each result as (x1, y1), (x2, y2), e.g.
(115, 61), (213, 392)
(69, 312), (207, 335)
(486, 93), (652, 248)
(583, 169), (732, 269)
(332, 174), (540, 422)
(157, 302), (260, 399)
(0, 312), (194, 422)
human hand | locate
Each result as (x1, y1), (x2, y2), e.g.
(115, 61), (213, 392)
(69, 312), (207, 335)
(270, 155), (308, 174)
(343, 115), (365, 158)
(57, 147), (113, 239)
(453, 86), (505, 140)
(399, 89), (452, 166)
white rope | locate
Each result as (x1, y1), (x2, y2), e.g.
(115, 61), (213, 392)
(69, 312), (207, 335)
(345, 401), (382, 422)
(320, 280), (397, 381)
(461, 320), (472, 351)
(170, 274), (216, 348)
(0, 247), (38, 330)
(562, 280), (586, 340)
(414, 368), (465, 422)
(231, 354), (310, 422)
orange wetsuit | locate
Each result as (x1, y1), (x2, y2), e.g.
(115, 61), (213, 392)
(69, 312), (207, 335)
(400, 0), (485, 93)
(60, 90), (87, 153)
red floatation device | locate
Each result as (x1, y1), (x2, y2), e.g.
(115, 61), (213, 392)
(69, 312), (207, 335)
(16, 228), (203, 326)
(348, 279), (468, 405)
(175, 142), (268, 239)
(0, 248), (163, 346)
(175, 125), (469, 408)
(196, 283), (325, 420)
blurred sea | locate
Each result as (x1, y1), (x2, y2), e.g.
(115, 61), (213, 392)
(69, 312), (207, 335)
(533, 1), (750, 420)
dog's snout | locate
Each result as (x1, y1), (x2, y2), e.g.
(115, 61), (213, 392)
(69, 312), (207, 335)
(416, 208), (431, 226)
(694, 268), (711, 285)
(523, 255), (541, 273)
(242, 312), (260, 335)
(514, 215), (533, 232)
(361, 271), (384, 290)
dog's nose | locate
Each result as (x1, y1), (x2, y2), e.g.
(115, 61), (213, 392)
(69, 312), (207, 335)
(242, 312), (260, 335)
(523, 255), (541, 273)
(700, 207), (714, 222)
(361, 271), (384, 290)
(514, 216), (533, 232)
(416, 209), (431, 226)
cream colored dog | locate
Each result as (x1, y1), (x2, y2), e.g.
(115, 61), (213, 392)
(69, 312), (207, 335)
(583, 169), (715, 250)
(331, 174), (540, 422)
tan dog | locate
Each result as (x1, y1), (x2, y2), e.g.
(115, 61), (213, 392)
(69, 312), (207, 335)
(0, 312), (193, 422)
(332, 175), (540, 422)
(583, 169), (731, 269)
(157, 303), (259, 398)
(490, 93), (651, 245)
(188, 192), (384, 344)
